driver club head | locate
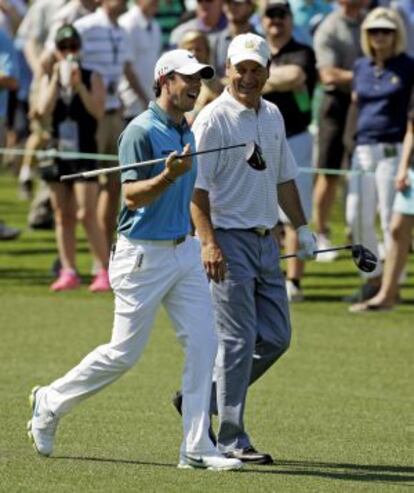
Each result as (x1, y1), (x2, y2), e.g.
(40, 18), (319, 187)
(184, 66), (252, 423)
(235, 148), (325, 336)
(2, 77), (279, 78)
(351, 244), (378, 273)
(245, 141), (267, 171)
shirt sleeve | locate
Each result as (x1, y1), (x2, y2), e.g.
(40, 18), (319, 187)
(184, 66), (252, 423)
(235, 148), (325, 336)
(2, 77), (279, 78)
(121, 28), (133, 64)
(118, 123), (154, 183)
(0, 37), (18, 79)
(314, 20), (338, 69)
(192, 116), (223, 191)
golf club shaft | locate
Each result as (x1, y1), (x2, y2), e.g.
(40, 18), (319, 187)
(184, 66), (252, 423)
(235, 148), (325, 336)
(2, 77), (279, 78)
(60, 143), (246, 181)
(280, 245), (353, 260)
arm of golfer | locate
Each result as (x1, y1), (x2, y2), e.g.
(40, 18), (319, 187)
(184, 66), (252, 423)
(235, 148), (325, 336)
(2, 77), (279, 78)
(191, 188), (227, 283)
(123, 145), (192, 210)
(277, 179), (307, 229)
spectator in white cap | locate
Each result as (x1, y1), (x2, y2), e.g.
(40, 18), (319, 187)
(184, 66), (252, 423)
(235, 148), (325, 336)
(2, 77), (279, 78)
(27, 48), (243, 472)
(172, 32), (317, 464)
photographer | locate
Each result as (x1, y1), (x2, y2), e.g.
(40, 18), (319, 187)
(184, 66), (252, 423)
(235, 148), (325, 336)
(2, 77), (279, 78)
(37, 24), (110, 292)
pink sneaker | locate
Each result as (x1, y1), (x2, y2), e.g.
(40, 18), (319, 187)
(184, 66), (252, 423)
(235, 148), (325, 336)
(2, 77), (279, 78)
(89, 269), (111, 293)
(50, 269), (80, 292)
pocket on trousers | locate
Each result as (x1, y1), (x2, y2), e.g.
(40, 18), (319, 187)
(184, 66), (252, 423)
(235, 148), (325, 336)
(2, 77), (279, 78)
(108, 242), (145, 290)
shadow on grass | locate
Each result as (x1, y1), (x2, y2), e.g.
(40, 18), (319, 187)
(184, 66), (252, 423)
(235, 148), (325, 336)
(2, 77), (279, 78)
(0, 267), (51, 284)
(53, 456), (414, 485)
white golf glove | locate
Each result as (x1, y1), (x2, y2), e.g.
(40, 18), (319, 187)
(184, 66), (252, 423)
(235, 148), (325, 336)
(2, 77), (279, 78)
(296, 225), (317, 261)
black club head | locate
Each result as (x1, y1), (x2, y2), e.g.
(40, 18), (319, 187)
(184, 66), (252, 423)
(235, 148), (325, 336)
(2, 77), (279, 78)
(351, 244), (378, 273)
(246, 142), (267, 171)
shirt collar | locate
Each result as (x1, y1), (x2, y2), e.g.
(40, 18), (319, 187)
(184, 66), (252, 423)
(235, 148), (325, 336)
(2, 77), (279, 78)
(196, 13), (227, 32)
(132, 4), (152, 29)
(149, 102), (190, 131)
(95, 7), (119, 28)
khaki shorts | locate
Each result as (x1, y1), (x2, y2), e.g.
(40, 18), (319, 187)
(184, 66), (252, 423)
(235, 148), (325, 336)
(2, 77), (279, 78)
(96, 110), (124, 185)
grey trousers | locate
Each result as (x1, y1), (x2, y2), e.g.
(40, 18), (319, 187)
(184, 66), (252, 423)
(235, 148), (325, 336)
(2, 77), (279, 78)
(211, 229), (291, 452)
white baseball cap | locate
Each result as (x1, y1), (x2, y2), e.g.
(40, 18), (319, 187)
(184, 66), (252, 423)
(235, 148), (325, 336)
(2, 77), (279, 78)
(154, 49), (215, 81)
(227, 33), (271, 68)
(364, 15), (397, 31)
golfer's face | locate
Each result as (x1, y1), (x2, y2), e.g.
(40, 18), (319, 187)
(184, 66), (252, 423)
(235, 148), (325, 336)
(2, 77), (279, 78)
(167, 72), (202, 112)
(227, 60), (269, 109)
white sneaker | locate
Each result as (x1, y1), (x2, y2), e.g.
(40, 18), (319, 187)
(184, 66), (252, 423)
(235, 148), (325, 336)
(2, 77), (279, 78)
(27, 386), (59, 457)
(286, 280), (304, 302)
(178, 452), (243, 471)
(315, 234), (338, 262)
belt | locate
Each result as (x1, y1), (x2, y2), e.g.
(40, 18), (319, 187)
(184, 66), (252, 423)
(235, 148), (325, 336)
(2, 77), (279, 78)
(250, 227), (271, 237)
(130, 235), (186, 247)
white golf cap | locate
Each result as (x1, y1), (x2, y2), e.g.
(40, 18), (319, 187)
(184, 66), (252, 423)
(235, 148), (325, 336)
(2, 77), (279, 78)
(364, 14), (397, 31)
(154, 49), (215, 81)
(227, 33), (271, 68)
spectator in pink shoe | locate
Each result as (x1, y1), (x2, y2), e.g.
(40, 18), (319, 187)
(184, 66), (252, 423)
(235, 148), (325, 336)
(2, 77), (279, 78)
(37, 25), (110, 292)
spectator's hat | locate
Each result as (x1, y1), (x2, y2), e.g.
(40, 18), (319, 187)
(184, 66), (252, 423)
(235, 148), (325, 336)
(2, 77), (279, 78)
(363, 12), (397, 31)
(262, 0), (292, 16)
(55, 24), (81, 49)
(154, 49), (215, 80)
(227, 33), (271, 67)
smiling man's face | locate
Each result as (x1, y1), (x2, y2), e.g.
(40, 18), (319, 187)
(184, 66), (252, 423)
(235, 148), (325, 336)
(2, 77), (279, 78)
(226, 59), (269, 110)
(165, 72), (202, 113)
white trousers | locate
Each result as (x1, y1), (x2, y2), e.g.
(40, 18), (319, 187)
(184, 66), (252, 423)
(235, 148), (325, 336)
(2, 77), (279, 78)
(346, 143), (402, 279)
(44, 235), (218, 455)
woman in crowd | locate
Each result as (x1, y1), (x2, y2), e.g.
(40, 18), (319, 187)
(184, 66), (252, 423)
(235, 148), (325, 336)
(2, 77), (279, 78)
(37, 24), (110, 292)
(351, 115), (414, 312)
(345, 7), (414, 302)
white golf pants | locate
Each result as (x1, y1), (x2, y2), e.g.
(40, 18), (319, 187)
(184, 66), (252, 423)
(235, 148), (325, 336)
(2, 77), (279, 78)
(346, 143), (402, 279)
(44, 235), (218, 455)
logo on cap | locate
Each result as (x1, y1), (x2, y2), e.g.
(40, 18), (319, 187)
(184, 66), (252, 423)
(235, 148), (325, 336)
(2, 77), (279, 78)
(244, 39), (258, 51)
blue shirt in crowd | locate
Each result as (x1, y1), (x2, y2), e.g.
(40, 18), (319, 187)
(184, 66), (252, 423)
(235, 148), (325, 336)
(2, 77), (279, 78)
(353, 53), (414, 145)
(117, 101), (197, 240)
(0, 30), (19, 119)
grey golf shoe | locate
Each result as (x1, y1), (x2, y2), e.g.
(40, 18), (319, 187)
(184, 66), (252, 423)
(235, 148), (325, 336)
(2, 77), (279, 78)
(27, 385), (59, 457)
(178, 452), (243, 471)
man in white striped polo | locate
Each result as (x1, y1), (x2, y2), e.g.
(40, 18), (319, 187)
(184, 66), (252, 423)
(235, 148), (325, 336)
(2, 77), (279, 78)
(74, 0), (149, 252)
(191, 33), (317, 464)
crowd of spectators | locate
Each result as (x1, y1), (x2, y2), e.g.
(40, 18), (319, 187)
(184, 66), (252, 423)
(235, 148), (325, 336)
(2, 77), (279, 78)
(0, 0), (413, 307)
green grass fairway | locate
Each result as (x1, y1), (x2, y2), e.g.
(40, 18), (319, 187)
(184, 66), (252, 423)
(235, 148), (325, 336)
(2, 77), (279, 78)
(1, 173), (413, 492)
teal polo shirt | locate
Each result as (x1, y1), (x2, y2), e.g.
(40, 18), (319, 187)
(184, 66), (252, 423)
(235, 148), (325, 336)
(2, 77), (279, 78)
(117, 102), (197, 240)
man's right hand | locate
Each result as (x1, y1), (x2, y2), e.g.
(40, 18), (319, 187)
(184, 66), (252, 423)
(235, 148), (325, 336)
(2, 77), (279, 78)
(201, 242), (227, 283)
(163, 143), (192, 182)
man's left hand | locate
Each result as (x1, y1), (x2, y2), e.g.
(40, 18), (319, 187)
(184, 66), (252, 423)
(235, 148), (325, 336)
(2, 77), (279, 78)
(296, 225), (317, 260)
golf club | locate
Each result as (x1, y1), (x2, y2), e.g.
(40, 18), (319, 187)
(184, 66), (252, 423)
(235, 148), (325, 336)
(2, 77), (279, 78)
(60, 141), (256, 181)
(280, 244), (378, 273)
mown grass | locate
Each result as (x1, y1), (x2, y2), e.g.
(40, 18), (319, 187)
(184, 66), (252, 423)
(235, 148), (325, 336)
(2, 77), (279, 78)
(0, 172), (413, 492)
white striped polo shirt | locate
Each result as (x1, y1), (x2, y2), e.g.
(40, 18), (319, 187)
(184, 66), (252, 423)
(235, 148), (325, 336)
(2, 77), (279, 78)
(74, 8), (133, 111)
(192, 89), (298, 230)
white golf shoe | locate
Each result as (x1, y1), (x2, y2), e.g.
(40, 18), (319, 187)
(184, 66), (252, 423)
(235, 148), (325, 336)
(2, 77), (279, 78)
(27, 385), (59, 457)
(315, 233), (338, 262)
(178, 452), (243, 471)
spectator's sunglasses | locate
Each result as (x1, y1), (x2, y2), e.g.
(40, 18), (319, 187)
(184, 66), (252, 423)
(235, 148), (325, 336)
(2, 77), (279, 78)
(265, 8), (290, 19)
(57, 41), (81, 52)
(367, 28), (395, 36)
